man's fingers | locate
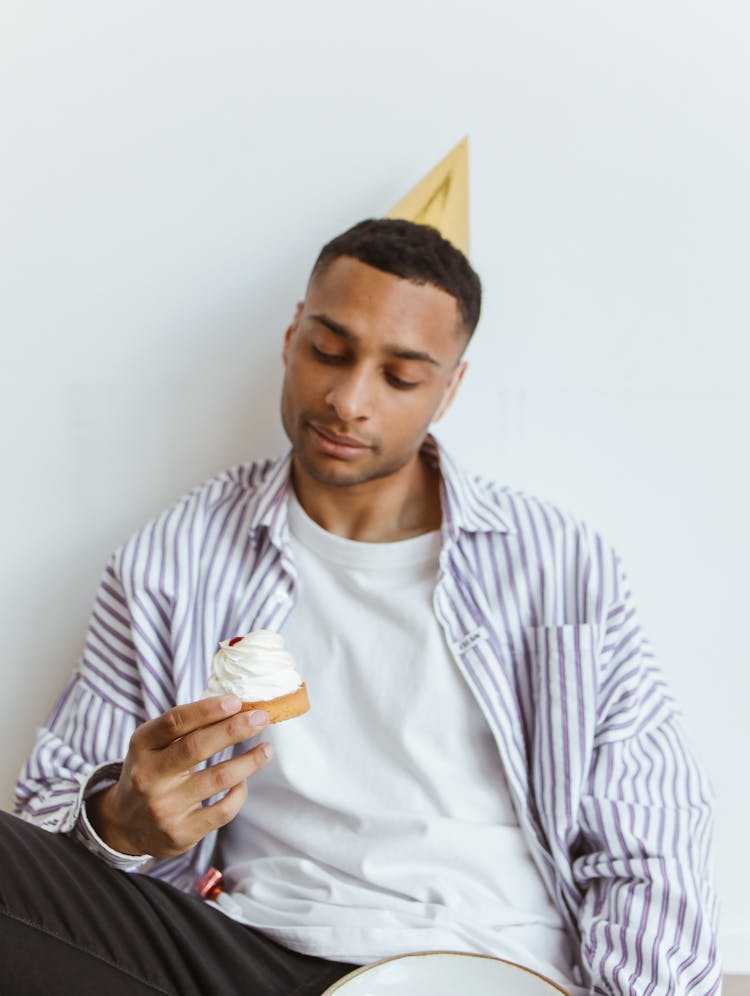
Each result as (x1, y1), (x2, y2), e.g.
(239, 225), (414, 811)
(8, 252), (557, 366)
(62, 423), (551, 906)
(175, 743), (273, 850)
(145, 777), (249, 858)
(133, 695), (243, 750)
(185, 741), (274, 807)
(202, 779), (249, 832)
(128, 742), (273, 858)
(189, 746), (273, 839)
(159, 709), (270, 776)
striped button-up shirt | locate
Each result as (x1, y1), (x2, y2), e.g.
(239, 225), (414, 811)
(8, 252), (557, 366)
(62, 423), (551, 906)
(14, 435), (719, 994)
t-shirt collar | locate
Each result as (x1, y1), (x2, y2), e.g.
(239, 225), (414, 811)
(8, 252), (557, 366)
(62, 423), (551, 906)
(249, 432), (515, 551)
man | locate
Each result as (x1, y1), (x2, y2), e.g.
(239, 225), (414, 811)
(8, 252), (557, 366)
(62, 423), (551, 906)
(4, 220), (719, 994)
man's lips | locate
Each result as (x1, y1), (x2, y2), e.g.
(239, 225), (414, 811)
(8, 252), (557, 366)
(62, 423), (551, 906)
(310, 422), (369, 450)
(307, 422), (371, 456)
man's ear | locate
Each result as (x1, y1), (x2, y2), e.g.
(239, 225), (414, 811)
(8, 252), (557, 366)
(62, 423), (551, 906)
(433, 361), (468, 424)
(282, 302), (304, 365)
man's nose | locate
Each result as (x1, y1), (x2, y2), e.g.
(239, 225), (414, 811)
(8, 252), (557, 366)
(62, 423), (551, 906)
(324, 367), (373, 421)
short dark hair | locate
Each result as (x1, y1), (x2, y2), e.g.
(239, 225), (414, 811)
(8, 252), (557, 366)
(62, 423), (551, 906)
(310, 218), (482, 339)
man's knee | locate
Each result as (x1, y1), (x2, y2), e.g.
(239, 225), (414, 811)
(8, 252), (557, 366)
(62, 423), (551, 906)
(0, 807), (68, 860)
(0, 808), (101, 911)
(0, 808), (49, 860)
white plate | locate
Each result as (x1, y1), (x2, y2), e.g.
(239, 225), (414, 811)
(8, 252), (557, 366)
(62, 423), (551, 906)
(321, 951), (570, 995)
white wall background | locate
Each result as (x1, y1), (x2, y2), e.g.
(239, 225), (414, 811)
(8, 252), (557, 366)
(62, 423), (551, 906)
(1, 0), (748, 971)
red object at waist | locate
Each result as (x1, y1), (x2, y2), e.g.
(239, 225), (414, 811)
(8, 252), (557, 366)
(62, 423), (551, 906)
(195, 866), (224, 900)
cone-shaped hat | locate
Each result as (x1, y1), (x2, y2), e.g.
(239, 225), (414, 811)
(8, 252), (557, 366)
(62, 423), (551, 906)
(386, 138), (469, 256)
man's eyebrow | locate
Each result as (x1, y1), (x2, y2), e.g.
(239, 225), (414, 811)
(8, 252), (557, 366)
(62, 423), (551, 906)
(308, 313), (441, 366)
(308, 314), (355, 341)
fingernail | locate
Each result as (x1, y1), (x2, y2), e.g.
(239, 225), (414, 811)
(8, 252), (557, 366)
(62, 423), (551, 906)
(261, 743), (274, 759)
(221, 695), (242, 713)
(247, 710), (269, 727)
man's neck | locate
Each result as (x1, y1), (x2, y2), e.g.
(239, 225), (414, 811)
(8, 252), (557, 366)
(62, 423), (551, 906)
(290, 455), (442, 543)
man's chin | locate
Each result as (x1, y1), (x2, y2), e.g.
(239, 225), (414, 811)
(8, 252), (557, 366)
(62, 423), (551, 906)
(294, 450), (378, 489)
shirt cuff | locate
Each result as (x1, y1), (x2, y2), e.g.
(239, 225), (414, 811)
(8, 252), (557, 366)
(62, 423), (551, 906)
(70, 761), (153, 871)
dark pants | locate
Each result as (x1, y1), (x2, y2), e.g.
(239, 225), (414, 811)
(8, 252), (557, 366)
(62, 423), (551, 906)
(0, 810), (357, 995)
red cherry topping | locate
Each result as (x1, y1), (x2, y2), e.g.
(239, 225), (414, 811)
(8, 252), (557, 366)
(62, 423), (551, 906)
(228, 636), (243, 647)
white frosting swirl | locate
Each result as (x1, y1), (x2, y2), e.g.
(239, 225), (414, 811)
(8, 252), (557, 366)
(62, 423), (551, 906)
(202, 630), (301, 701)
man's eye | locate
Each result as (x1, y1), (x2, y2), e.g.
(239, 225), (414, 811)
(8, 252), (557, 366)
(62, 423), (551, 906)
(386, 374), (419, 390)
(311, 345), (345, 363)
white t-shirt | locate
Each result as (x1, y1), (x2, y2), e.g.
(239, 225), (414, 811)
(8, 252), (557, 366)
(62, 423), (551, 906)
(217, 490), (575, 989)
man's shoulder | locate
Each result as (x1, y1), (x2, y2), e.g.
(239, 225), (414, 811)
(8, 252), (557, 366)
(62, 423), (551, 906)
(185, 454), (284, 508)
(457, 468), (623, 614)
(118, 453), (288, 554)
(434, 436), (604, 552)
(457, 462), (605, 549)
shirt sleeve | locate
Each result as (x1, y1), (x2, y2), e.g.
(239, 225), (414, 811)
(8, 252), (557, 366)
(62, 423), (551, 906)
(13, 551), (218, 891)
(13, 668), (141, 841)
(74, 763), (152, 870)
(572, 560), (720, 994)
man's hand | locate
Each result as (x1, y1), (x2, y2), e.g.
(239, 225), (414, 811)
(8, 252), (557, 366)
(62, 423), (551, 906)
(86, 696), (272, 858)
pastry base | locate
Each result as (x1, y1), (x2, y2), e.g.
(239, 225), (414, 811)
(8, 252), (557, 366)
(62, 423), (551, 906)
(239, 682), (310, 724)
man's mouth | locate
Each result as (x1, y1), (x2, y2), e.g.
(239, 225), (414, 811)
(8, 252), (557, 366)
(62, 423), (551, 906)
(307, 421), (371, 457)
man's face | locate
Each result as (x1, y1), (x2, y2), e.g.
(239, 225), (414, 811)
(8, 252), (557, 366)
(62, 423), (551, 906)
(280, 255), (468, 490)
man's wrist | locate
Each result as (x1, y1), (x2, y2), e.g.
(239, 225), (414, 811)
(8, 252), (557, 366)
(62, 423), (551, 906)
(85, 785), (144, 857)
(70, 762), (153, 871)
(73, 780), (152, 870)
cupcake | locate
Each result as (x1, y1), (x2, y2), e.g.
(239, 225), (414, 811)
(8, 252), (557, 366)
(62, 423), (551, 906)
(202, 630), (309, 723)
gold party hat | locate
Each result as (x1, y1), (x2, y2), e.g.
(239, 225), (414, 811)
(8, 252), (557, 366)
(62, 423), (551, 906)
(386, 138), (470, 255)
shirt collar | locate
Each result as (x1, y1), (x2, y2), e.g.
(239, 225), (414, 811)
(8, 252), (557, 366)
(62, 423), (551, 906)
(421, 434), (515, 540)
(250, 449), (294, 550)
(248, 433), (514, 549)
